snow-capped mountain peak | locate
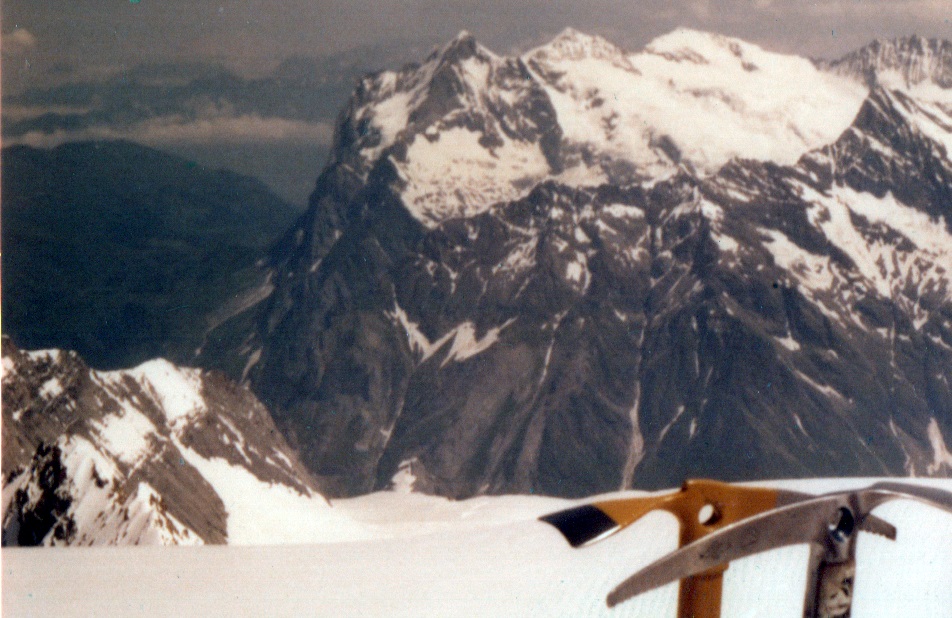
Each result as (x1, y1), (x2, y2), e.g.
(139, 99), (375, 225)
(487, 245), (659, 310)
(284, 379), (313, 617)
(823, 36), (952, 92)
(642, 27), (757, 64)
(346, 32), (501, 161)
(429, 29), (498, 64)
(338, 31), (559, 226)
(527, 27), (867, 181)
(334, 28), (871, 229)
(528, 27), (635, 69)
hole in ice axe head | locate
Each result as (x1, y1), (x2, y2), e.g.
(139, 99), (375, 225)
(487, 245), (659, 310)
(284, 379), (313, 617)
(698, 503), (720, 526)
(828, 508), (855, 542)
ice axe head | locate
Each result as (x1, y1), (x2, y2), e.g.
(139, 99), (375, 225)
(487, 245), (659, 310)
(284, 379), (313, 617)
(540, 479), (808, 618)
(604, 482), (952, 617)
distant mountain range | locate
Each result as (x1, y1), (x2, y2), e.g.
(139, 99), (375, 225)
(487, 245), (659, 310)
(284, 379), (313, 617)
(198, 29), (952, 497)
(1, 140), (299, 370)
(1, 41), (438, 203)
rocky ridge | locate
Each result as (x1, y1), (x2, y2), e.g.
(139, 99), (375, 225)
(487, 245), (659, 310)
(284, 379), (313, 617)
(0, 336), (362, 545)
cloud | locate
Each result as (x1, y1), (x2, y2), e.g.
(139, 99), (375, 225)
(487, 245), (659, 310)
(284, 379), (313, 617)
(8, 114), (334, 149)
(2, 28), (37, 55)
(131, 115), (335, 145)
(1, 104), (94, 122)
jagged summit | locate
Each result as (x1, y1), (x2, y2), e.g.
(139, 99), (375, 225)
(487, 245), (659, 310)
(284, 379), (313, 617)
(333, 29), (560, 224)
(528, 27), (633, 67)
(823, 35), (952, 91)
(450, 29), (476, 43)
(425, 29), (498, 66)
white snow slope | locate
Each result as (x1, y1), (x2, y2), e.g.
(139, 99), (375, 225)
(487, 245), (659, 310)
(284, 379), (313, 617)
(528, 28), (868, 178)
(4, 478), (951, 617)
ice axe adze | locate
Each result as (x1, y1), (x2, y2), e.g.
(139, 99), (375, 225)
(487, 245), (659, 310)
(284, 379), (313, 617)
(540, 479), (829, 618)
(606, 481), (952, 617)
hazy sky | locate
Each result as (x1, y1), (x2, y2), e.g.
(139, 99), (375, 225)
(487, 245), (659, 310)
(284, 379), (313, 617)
(4, 0), (952, 87)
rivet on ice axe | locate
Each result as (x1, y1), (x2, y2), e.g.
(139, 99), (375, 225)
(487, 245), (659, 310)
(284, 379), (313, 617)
(605, 482), (952, 618)
(539, 479), (819, 618)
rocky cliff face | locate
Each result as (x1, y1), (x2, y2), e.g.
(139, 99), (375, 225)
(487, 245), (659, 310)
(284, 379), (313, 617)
(198, 29), (952, 498)
(1, 337), (339, 545)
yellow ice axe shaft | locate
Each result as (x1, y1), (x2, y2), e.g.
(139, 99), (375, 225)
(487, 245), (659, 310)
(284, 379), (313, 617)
(593, 480), (791, 618)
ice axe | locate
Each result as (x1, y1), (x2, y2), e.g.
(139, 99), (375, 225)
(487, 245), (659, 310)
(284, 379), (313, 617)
(539, 479), (822, 618)
(605, 481), (952, 617)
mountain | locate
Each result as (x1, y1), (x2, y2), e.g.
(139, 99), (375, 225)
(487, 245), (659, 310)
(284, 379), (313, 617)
(195, 29), (951, 498)
(1, 140), (299, 370)
(0, 336), (366, 546)
(820, 35), (952, 91)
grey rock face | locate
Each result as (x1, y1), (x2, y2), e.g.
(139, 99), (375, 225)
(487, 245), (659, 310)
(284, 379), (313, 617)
(201, 31), (952, 498)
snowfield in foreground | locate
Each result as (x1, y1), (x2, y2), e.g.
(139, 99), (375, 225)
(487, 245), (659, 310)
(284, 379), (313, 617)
(4, 479), (951, 617)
